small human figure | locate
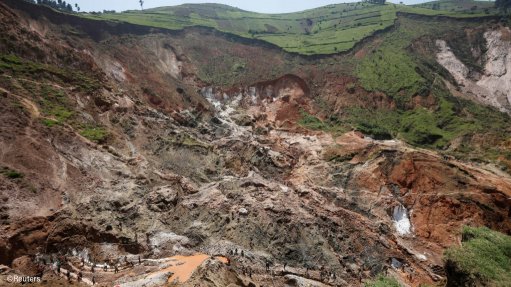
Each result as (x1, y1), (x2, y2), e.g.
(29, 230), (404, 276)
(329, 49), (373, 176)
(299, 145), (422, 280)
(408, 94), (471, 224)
(103, 264), (107, 272)
(91, 265), (95, 273)
(114, 265), (119, 274)
(266, 261), (270, 272)
(92, 275), (96, 285)
(138, 256), (141, 265)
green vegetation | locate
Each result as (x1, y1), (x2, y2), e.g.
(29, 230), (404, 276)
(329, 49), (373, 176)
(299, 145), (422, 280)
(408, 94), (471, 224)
(29, 0), (76, 13)
(5, 170), (24, 179)
(444, 226), (511, 286)
(84, 1), (494, 55)
(414, 0), (499, 14)
(355, 16), (469, 102)
(79, 126), (109, 143)
(298, 110), (347, 135)
(348, 16), (511, 157)
(298, 110), (328, 130)
(344, 81), (511, 150)
(37, 84), (74, 125)
(0, 54), (110, 139)
(1, 167), (24, 179)
(195, 55), (249, 86)
(364, 275), (401, 287)
(0, 54), (101, 93)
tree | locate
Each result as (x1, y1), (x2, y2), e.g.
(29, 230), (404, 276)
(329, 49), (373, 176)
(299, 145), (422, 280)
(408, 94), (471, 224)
(139, 0), (144, 10)
(75, 3), (80, 12)
(35, 0), (75, 12)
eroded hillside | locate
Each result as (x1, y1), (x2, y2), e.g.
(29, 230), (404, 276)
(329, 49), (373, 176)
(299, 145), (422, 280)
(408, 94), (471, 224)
(0, 1), (510, 287)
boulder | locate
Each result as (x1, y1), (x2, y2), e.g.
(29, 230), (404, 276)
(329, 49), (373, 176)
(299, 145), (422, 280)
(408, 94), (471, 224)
(238, 207), (248, 216)
(146, 186), (178, 212)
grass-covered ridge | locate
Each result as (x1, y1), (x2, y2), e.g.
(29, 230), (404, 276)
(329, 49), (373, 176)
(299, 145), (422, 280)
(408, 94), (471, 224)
(444, 226), (511, 286)
(83, 1), (495, 55)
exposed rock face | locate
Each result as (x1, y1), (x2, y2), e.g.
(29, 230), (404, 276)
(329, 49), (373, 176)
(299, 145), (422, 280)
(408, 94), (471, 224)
(437, 27), (511, 113)
(477, 28), (511, 109)
(436, 40), (471, 84)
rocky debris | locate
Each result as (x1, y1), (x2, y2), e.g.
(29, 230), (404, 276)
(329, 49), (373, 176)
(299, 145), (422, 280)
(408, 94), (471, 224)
(238, 207), (249, 216)
(154, 171), (199, 194)
(146, 186), (179, 212)
(114, 95), (135, 112)
(11, 256), (40, 276)
(284, 274), (330, 287)
(149, 232), (191, 256)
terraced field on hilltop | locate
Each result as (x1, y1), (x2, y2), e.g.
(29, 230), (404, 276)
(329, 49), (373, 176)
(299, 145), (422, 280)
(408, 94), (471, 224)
(85, 1), (496, 55)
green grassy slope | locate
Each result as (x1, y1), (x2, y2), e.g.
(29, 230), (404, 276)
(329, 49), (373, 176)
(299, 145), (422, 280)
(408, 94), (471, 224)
(299, 15), (511, 162)
(445, 226), (511, 286)
(414, 0), (498, 14)
(84, 1), (496, 55)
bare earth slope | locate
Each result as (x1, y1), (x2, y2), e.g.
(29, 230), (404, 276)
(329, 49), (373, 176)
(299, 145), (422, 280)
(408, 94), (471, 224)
(0, 1), (510, 287)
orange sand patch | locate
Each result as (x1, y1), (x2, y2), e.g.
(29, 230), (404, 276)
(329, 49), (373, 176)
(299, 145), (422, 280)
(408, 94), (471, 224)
(166, 254), (209, 283)
(146, 254), (229, 283)
(216, 256), (228, 264)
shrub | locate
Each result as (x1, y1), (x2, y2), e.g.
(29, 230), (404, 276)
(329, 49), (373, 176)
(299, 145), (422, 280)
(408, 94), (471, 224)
(298, 110), (326, 130)
(1, 168), (24, 179)
(80, 126), (109, 143)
